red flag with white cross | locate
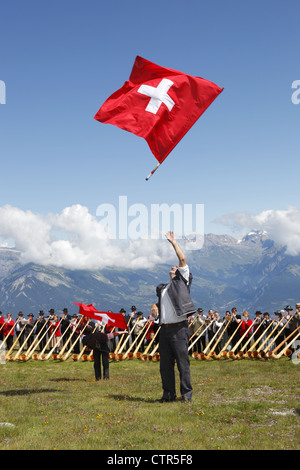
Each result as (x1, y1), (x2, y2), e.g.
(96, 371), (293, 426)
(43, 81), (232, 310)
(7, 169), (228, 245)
(74, 302), (128, 330)
(94, 56), (223, 179)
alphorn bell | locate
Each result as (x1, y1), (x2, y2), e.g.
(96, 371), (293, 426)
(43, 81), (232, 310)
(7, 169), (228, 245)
(141, 326), (161, 360)
(24, 320), (50, 360)
(120, 321), (149, 360)
(225, 320), (254, 359)
(31, 323), (53, 360)
(234, 328), (259, 359)
(197, 320), (224, 360)
(14, 320), (38, 361)
(267, 325), (300, 359)
(133, 322), (152, 359)
(256, 319), (285, 358)
(249, 320), (275, 358)
(48, 320), (77, 360)
(148, 341), (160, 361)
(263, 316), (293, 357)
(272, 328), (300, 359)
(78, 324), (98, 361)
(205, 318), (231, 360)
(109, 317), (131, 360)
(236, 319), (275, 359)
(55, 325), (81, 360)
(37, 320), (62, 360)
(219, 321), (242, 358)
(63, 322), (89, 361)
(188, 322), (210, 358)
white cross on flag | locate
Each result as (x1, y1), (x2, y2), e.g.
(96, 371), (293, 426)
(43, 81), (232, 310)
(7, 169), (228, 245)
(94, 56), (223, 172)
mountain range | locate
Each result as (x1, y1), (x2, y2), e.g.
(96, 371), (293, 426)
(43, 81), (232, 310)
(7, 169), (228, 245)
(0, 231), (299, 319)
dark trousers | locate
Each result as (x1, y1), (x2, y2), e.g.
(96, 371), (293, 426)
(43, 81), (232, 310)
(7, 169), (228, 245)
(93, 348), (109, 380)
(159, 323), (193, 401)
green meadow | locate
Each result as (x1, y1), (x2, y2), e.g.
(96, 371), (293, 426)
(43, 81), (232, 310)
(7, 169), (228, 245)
(0, 356), (299, 450)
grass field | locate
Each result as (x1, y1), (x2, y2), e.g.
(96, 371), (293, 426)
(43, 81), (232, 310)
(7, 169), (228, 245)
(0, 355), (299, 451)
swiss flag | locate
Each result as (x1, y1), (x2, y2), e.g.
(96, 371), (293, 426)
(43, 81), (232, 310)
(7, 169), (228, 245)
(94, 56), (223, 165)
(74, 302), (128, 330)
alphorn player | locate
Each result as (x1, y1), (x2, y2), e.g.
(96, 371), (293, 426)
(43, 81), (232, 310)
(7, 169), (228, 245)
(82, 326), (128, 381)
(154, 231), (196, 403)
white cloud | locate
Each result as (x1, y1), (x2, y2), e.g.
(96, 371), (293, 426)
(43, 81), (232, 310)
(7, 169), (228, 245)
(216, 206), (300, 255)
(0, 204), (174, 269)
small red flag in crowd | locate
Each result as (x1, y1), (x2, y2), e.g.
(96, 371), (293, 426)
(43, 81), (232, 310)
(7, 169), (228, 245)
(74, 302), (128, 330)
(94, 56), (223, 177)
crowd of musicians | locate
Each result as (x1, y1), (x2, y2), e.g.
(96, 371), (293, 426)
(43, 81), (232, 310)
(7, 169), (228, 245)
(1, 303), (300, 359)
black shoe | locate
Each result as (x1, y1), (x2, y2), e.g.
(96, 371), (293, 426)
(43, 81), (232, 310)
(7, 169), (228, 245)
(155, 396), (176, 403)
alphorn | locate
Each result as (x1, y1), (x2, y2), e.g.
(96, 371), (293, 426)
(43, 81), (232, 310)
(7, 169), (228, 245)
(141, 326), (161, 360)
(48, 321), (77, 360)
(234, 326), (261, 359)
(5, 323), (27, 360)
(236, 319), (278, 359)
(78, 324), (98, 361)
(256, 320), (287, 358)
(219, 321), (242, 358)
(119, 321), (149, 360)
(37, 320), (62, 360)
(203, 319), (231, 360)
(1, 319), (19, 349)
(14, 321), (38, 361)
(23, 320), (51, 360)
(271, 328), (300, 359)
(189, 322), (211, 358)
(63, 322), (89, 361)
(132, 322), (152, 359)
(262, 316), (293, 357)
(266, 325), (300, 359)
(226, 320), (254, 359)
(109, 317), (131, 360)
(249, 320), (276, 358)
(148, 341), (160, 361)
(189, 320), (206, 343)
(55, 325), (81, 360)
(197, 320), (224, 360)
(30, 323), (53, 360)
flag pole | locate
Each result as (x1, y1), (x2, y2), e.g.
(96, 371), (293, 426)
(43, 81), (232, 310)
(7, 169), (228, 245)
(145, 162), (161, 181)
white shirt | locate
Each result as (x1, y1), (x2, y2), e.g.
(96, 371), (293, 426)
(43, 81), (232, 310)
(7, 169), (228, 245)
(160, 265), (190, 325)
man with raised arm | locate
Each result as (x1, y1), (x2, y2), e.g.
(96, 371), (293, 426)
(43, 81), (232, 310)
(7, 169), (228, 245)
(153, 231), (196, 403)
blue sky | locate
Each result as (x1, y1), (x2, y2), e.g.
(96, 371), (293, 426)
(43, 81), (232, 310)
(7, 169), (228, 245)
(0, 0), (299, 267)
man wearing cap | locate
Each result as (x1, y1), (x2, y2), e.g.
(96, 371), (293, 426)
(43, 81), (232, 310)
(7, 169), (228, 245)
(154, 231), (196, 403)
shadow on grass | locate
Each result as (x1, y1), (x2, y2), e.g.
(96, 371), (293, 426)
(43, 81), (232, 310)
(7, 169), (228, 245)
(0, 388), (60, 396)
(107, 393), (189, 404)
(49, 377), (86, 382)
(108, 393), (156, 403)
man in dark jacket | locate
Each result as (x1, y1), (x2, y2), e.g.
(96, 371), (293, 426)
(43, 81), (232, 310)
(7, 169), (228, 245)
(82, 328), (127, 381)
(154, 231), (196, 403)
